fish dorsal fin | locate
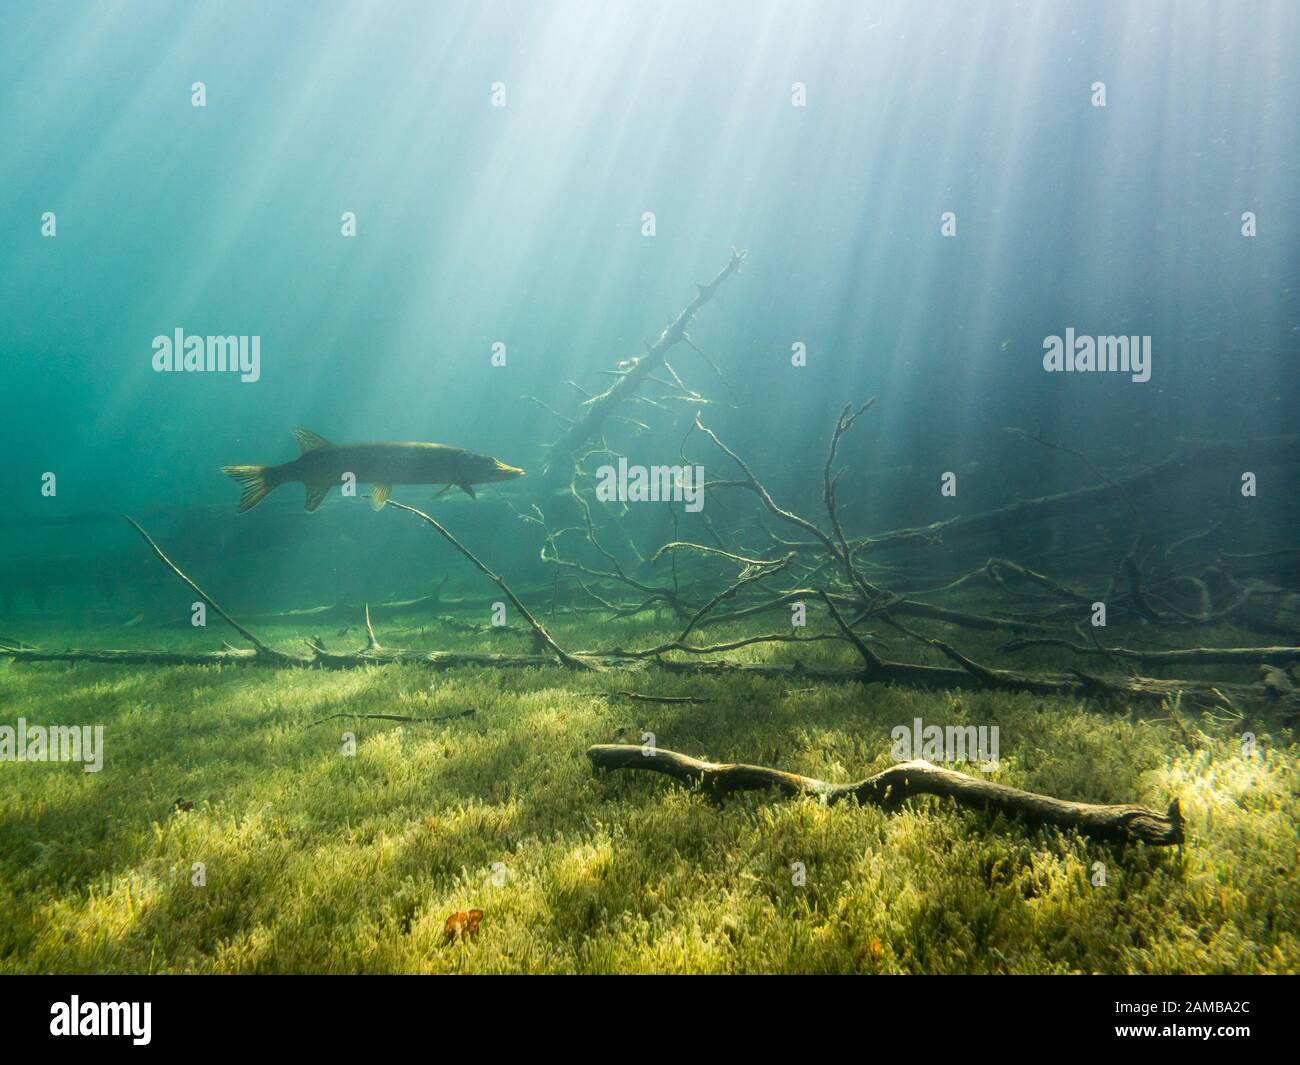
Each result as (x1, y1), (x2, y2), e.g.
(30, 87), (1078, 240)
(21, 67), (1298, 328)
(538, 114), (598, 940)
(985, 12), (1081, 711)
(457, 480), (476, 499)
(304, 484), (331, 512)
(294, 429), (333, 454)
(370, 483), (391, 511)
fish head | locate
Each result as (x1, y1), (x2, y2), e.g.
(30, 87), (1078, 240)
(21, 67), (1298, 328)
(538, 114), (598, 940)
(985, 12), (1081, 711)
(492, 458), (526, 482)
(470, 454), (525, 484)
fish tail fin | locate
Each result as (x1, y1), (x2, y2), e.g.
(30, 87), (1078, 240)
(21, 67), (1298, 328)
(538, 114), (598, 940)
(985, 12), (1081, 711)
(222, 465), (273, 512)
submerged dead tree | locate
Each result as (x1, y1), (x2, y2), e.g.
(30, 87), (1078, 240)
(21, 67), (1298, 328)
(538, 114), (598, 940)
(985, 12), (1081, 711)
(542, 248), (747, 480)
(3, 505), (1294, 718)
(3, 250), (1299, 861)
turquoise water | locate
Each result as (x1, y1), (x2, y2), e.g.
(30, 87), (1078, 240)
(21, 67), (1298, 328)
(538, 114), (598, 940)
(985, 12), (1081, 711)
(1, 0), (1296, 618)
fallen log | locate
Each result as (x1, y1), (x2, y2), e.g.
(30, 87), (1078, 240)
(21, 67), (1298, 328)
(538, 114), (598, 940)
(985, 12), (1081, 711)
(698, 588), (1060, 636)
(3, 641), (1279, 713)
(3, 518), (1290, 717)
(859, 437), (1298, 552)
(998, 638), (1300, 667)
(586, 744), (1185, 846)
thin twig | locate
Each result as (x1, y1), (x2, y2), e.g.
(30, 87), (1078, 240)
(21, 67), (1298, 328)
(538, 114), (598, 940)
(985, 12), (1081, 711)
(386, 499), (592, 671)
(310, 708), (475, 727)
(363, 603), (382, 651)
(123, 514), (276, 656)
(599, 691), (713, 705)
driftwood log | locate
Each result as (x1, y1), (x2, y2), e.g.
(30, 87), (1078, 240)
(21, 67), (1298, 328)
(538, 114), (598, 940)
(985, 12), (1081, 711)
(586, 744), (1186, 846)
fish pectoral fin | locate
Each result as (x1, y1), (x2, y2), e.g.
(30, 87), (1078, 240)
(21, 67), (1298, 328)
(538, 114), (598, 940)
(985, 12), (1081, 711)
(304, 484), (331, 512)
(370, 484), (392, 510)
(457, 480), (476, 499)
(294, 428), (333, 454)
(434, 483), (453, 498)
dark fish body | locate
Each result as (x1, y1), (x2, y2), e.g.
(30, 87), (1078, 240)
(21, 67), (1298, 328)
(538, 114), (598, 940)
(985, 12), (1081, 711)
(289, 442), (502, 488)
(222, 429), (523, 512)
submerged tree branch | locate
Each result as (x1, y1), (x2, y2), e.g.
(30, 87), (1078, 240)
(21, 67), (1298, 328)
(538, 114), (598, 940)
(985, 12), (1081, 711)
(998, 638), (1300, 667)
(586, 744), (1185, 846)
(2, 639), (1287, 717)
(545, 248), (746, 477)
(386, 499), (592, 671)
(857, 437), (1298, 552)
(310, 708), (475, 727)
(123, 515), (286, 661)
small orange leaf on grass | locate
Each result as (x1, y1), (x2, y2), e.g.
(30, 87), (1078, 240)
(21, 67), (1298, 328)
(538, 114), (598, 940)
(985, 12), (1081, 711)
(857, 938), (884, 966)
(443, 909), (484, 944)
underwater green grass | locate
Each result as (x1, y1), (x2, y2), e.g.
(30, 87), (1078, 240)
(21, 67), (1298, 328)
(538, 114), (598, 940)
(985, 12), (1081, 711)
(0, 611), (1295, 974)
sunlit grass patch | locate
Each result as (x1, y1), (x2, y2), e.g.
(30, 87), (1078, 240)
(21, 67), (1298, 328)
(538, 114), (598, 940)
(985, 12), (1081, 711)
(0, 610), (1295, 973)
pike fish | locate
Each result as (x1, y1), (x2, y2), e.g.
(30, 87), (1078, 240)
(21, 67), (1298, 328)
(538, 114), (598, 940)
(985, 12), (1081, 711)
(222, 429), (524, 513)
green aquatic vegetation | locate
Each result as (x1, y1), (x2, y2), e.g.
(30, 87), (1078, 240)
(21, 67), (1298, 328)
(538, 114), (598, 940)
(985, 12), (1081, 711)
(0, 612), (1295, 974)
